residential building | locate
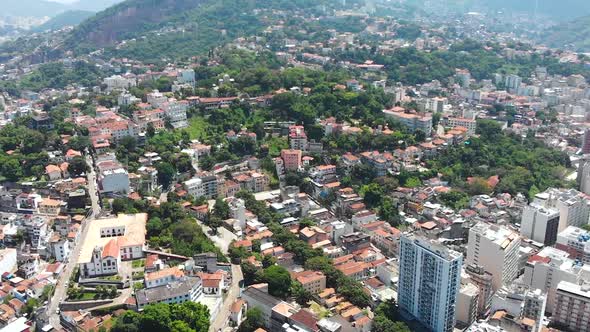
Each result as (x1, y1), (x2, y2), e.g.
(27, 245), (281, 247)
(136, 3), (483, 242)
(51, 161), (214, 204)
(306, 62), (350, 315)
(522, 246), (590, 313)
(490, 284), (546, 332)
(280, 150), (302, 172)
(553, 281), (590, 332)
(578, 157), (590, 195)
(520, 204), (559, 245)
(464, 264), (494, 317)
(398, 233), (462, 332)
(442, 117), (477, 136)
(289, 125), (308, 151)
(466, 223), (521, 291)
(242, 285), (281, 329)
(145, 267), (185, 288)
(532, 188), (590, 232)
(136, 276), (203, 311)
(383, 108), (432, 136)
(556, 226), (590, 263)
(0, 248), (17, 276)
(456, 282), (479, 327)
(295, 271), (326, 294)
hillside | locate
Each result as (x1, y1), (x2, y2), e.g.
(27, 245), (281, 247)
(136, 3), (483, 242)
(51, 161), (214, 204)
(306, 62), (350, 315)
(61, 0), (342, 61)
(33, 10), (95, 32)
(543, 15), (590, 51)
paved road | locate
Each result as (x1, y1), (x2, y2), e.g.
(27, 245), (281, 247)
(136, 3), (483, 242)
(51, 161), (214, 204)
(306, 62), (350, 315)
(47, 154), (101, 329)
(209, 264), (243, 332)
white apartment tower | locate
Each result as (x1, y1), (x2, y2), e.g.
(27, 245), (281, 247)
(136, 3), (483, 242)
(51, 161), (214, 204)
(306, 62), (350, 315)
(521, 204), (560, 245)
(466, 223), (521, 291)
(532, 189), (590, 232)
(398, 234), (462, 332)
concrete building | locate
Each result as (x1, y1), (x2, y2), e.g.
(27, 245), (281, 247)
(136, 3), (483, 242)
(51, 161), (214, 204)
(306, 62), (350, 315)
(288, 125), (308, 151)
(145, 267), (185, 289)
(456, 282), (479, 327)
(280, 150), (302, 172)
(583, 128), (590, 155)
(0, 248), (17, 276)
(466, 223), (521, 291)
(383, 108), (432, 136)
(532, 188), (590, 232)
(398, 233), (462, 332)
(136, 276), (203, 311)
(556, 226), (590, 263)
(242, 284), (281, 329)
(442, 117), (477, 136)
(578, 158), (590, 195)
(295, 271), (326, 294)
(522, 246), (590, 313)
(464, 264), (494, 317)
(520, 204), (560, 245)
(553, 281), (590, 332)
(490, 284), (546, 332)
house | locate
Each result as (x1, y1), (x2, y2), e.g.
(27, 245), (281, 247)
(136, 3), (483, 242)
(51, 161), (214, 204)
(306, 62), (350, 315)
(45, 165), (62, 181)
(145, 267), (184, 289)
(200, 272), (224, 296)
(230, 299), (247, 326)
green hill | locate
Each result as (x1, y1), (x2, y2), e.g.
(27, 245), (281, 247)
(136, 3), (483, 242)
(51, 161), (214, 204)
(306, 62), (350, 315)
(33, 10), (95, 32)
(61, 0), (342, 61)
(543, 15), (590, 51)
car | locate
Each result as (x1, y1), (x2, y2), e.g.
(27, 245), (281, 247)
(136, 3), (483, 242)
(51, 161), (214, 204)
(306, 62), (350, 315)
(55, 309), (60, 315)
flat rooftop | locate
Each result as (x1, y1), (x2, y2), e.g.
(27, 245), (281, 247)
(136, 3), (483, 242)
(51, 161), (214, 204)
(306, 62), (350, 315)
(78, 213), (147, 264)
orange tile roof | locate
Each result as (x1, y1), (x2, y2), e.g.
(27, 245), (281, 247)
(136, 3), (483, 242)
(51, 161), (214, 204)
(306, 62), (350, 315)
(102, 238), (120, 259)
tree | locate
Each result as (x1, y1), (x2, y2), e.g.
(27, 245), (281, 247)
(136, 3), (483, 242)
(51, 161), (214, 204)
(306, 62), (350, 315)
(212, 198), (230, 220)
(262, 265), (291, 298)
(466, 177), (492, 195)
(68, 156), (89, 176)
(146, 123), (156, 138)
(156, 162), (176, 189)
(111, 311), (142, 332)
(361, 183), (383, 208)
(237, 308), (265, 332)
(140, 303), (171, 332)
(291, 281), (312, 305)
(170, 302), (210, 332)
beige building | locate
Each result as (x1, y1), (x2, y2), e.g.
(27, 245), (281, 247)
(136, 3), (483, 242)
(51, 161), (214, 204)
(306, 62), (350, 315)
(296, 270), (326, 294)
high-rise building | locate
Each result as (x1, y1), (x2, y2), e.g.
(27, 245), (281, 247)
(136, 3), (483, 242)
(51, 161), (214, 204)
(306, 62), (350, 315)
(466, 223), (521, 291)
(583, 128), (590, 155)
(553, 281), (590, 332)
(578, 158), (590, 195)
(398, 233), (462, 332)
(464, 264), (494, 317)
(522, 246), (590, 313)
(531, 188), (590, 232)
(520, 204), (560, 245)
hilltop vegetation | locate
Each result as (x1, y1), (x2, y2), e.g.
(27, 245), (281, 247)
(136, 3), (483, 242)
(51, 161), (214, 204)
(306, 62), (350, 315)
(63, 0), (346, 61)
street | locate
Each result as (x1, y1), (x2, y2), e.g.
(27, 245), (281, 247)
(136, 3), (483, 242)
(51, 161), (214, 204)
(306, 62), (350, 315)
(209, 264), (243, 332)
(46, 154), (101, 329)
